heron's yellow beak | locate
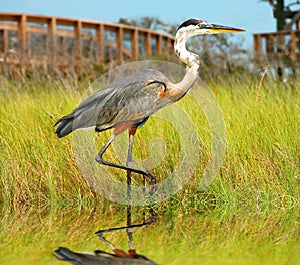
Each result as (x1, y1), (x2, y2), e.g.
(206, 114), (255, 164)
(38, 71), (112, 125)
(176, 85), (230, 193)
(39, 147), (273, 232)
(209, 24), (245, 33)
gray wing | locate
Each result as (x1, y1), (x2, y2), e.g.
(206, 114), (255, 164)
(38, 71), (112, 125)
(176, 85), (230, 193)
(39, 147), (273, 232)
(55, 69), (171, 137)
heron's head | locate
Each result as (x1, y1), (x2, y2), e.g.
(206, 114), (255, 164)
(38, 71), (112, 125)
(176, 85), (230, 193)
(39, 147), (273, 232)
(175, 18), (245, 38)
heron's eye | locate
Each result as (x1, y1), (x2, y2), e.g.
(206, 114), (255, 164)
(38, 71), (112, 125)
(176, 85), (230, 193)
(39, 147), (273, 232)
(198, 23), (207, 29)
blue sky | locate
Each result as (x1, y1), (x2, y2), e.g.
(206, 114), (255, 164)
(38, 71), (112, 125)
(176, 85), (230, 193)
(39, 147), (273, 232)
(0, 0), (279, 48)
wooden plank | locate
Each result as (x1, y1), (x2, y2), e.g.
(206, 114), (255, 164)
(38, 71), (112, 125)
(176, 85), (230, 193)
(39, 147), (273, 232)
(96, 23), (104, 64)
(131, 29), (138, 61)
(2, 29), (9, 54)
(116, 26), (123, 64)
(82, 21), (100, 29)
(104, 24), (118, 32)
(48, 17), (57, 70)
(56, 18), (78, 27)
(145, 32), (151, 57)
(253, 34), (262, 55)
(165, 37), (171, 55)
(0, 22), (18, 31)
(56, 29), (75, 38)
(0, 13), (21, 21)
(27, 25), (47, 34)
(27, 15), (55, 24)
(74, 20), (82, 60)
(156, 34), (162, 54)
(18, 14), (27, 69)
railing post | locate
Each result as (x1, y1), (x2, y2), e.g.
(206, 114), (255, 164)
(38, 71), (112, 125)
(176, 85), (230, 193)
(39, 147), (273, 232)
(96, 23), (104, 64)
(74, 20), (82, 67)
(165, 37), (171, 55)
(3, 29), (8, 55)
(253, 34), (262, 55)
(18, 14), (27, 72)
(48, 17), (57, 72)
(145, 32), (151, 57)
(116, 26), (123, 64)
(156, 34), (162, 54)
(253, 34), (263, 67)
(131, 29), (139, 61)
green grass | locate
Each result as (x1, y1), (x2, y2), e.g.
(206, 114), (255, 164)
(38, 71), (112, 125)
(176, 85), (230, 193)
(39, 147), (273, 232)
(0, 73), (299, 265)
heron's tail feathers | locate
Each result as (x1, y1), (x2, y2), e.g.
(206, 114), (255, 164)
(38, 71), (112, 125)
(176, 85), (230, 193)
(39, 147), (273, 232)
(54, 114), (74, 138)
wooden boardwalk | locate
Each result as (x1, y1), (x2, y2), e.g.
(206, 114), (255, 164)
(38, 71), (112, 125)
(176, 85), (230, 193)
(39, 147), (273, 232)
(0, 13), (175, 74)
(253, 30), (300, 66)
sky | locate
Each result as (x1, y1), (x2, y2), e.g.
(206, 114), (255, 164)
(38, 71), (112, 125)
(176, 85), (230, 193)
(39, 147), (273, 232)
(0, 0), (280, 48)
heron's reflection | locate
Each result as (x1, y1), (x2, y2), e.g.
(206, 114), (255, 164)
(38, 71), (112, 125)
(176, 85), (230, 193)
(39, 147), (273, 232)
(54, 208), (157, 264)
(55, 152), (158, 264)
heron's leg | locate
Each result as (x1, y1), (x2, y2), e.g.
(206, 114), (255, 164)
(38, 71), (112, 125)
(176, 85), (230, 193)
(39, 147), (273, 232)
(126, 128), (135, 203)
(126, 128), (134, 248)
(95, 132), (156, 194)
(126, 128), (147, 195)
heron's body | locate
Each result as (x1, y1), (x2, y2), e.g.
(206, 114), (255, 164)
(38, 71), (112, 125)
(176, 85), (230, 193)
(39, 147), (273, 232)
(55, 18), (244, 189)
(55, 64), (199, 139)
(55, 69), (172, 138)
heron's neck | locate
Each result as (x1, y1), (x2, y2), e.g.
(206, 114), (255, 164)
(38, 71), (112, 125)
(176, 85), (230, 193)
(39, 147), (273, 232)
(172, 32), (200, 94)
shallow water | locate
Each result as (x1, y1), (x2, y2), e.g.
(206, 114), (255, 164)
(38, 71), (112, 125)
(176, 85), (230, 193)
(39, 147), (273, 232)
(1, 200), (299, 265)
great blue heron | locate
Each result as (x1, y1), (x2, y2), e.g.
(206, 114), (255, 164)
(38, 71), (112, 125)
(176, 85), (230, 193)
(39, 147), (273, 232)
(55, 19), (244, 192)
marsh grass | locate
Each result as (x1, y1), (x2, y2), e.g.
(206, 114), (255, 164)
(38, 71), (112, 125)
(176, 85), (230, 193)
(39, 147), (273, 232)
(0, 72), (299, 265)
(1, 74), (299, 209)
(0, 78), (98, 209)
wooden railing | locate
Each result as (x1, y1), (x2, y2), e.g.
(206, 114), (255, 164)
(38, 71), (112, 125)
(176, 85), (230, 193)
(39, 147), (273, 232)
(0, 13), (175, 73)
(253, 30), (300, 65)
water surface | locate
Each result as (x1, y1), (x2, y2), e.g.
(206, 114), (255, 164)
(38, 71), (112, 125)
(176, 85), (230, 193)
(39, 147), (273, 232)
(1, 200), (298, 265)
